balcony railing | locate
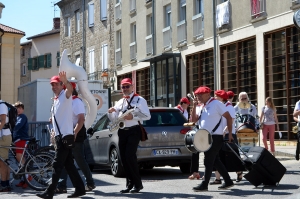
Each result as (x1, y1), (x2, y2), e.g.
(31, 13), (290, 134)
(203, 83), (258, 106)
(115, 48), (122, 66)
(146, 34), (153, 55)
(192, 13), (204, 40)
(177, 20), (186, 46)
(87, 71), (103, 80)
(130, 42), (137, 61)
(162, 26), (172, 50)
(130, 0), (136, 12)
(115, 2), (122, 21)
(28, 122), (51, 147)
(250, 0), (266, 19)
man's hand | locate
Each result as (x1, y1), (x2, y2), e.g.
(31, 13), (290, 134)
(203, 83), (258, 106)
(228, 134), (233, 143)
(108, 107), (116, 113)
(59, 71), (68, 84)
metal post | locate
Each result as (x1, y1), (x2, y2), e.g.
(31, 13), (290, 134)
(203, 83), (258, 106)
(213, 0), (217, 91)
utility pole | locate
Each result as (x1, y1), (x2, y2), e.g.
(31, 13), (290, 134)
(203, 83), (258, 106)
(213, 0), (217, 91)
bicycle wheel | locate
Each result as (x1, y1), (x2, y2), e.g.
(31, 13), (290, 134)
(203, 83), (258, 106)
(34, 145), (55, 156)
(23, 152), (54, 191)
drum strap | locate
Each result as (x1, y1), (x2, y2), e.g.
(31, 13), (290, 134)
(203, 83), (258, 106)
(212, 117), (222, 133)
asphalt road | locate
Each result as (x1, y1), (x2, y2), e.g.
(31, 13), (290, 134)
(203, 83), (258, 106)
(1, 156), (300, 199)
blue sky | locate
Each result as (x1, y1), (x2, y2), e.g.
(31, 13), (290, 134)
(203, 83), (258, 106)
(0, 0), (61, 43)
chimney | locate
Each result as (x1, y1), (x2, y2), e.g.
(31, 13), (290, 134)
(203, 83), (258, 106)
(53, 17), (60, 29)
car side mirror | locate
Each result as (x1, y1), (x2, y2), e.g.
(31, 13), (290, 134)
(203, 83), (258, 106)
(87, 127), (94, 135)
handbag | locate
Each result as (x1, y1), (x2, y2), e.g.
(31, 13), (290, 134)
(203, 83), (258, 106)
(54, 115), (75, 149)
(138, 121), (148, 141)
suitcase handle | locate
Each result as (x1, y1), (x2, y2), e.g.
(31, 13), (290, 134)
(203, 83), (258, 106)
(224, 142), (254, 166)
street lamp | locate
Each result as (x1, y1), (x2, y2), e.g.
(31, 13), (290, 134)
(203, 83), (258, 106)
(101, 71), (109, 85)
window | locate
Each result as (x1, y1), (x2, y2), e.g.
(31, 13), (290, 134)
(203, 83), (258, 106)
(75, 10), (80, 33)
(165, 4), (171, 27)
(146, 14), (152, 36)
(21, 48), (25, 56)
(56, 51), (60, 67)
(89, 49), (95, 75)
(45, 53), (52, 68)
(88, 3), (94, 27)
(75, 54), (80, 65)
(100, 0), (107, 21)
(38, 55), (45, 68)
(130, 23), (136, 43)
(136, 68), (150, 104)
(65, 17), (71, 37)
(22, 64), (26, 76)
(102, 44), (108, 70)
(130, 0), (136, 12)
(179, 0), (186, 22)
(32, 57), (38, 70)
(116, 30), (122, 49)
(195, 0), (203, 15)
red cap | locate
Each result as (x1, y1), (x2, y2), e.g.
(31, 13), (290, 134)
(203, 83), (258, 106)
(194, 86), (211, 94)
(227, 91), (235, 98)
(50, 76), (61, 83)
(63, 82), (76, 90)
(180, 97), (190, 104)
(121, 78), (132, 85)
(215, 90), (228, 100)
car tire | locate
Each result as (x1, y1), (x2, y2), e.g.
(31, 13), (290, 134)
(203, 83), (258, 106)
(179, 163), (191, 174)
(110, 147), (125, 177)
(89, 164), (94, 172)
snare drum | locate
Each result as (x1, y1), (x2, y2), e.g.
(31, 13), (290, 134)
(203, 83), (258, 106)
(184, 129), (213, 153)
(236, 114), (256, 133)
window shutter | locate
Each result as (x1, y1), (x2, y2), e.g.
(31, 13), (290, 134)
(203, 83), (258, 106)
(38, 55), (45, 68)
(57, 52), (60, 66)
(88, 3), (94, 27)
(47, 54), (52, 68)
(28, 58), (33, 70)
(100, 0), (107, 21)
(102, 44), (108, 70)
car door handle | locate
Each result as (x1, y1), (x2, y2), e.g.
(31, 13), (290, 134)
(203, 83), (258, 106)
(109, 134), (112, 137)
(96, 136), (99, 139)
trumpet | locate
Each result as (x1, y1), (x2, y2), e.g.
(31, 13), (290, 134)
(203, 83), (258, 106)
(108, 109), (136, 132)
(187, 93), (195, 101)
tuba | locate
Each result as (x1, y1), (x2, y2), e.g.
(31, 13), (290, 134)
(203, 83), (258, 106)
(59, 49), (97, 128)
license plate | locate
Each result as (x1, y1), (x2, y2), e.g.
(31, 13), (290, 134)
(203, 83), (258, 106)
(153, 149), (179, 155)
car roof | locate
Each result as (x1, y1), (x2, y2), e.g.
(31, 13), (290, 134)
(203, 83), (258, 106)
(148, 107), (179, 111)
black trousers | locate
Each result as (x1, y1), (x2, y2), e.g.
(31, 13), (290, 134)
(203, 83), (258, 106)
(202, 135), (231, 187)
(190, 152), (200, 173)
(118, 126), (142, 188)
(46, 136), (85, 194)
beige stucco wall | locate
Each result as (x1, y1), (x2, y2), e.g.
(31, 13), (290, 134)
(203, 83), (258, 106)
(30, 33), (60, 81)
(1, 33), (23, 103)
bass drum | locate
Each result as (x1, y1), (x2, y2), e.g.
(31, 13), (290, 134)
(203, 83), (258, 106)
(184, 129), (213, 153)
(236, 114), (256, 133)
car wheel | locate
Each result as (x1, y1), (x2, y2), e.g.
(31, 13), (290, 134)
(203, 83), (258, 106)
(89, 164), (94, 172)
(110, 148), (125, 177)
(179, 163), (191, 174)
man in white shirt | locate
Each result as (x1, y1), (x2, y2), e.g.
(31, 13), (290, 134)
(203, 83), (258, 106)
(0, 100), (12, 192)
(191, 86), (234, 192)
(108, 78), (150, 193)
(37, 72), (85, 199)
(175, 97), (190, 120)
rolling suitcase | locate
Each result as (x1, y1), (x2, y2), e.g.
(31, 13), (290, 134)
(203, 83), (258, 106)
(225, 143), (286, 187)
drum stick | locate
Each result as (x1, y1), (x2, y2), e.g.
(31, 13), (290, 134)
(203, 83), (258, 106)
(192, 92), (196, 99)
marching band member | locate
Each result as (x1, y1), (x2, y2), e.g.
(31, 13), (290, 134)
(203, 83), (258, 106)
(175, 97), (190, 120)
(192, 86), (234, 192)
(108, 78), (150, 194)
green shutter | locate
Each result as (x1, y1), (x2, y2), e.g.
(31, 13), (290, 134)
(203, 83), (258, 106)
(28, 58), (33, 70)
(38, 55), (45, 68)
(57, 52), (60, 66)
(47, 54), (52, 68)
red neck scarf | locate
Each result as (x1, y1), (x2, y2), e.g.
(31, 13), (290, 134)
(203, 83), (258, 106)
(72, 95), (79, 100)
(177, 105), (184, 113)
(123, 93), (139, 99)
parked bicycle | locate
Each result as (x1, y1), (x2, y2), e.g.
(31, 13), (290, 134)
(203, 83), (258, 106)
(0, 140), (54, 191)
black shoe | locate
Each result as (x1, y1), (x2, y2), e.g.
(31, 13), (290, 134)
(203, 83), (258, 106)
(130, 185), (143, 193)
(120, 186), (133, 193)
(218, 181), (234, 190)
(67, 191), (86, 198)
(193, 184), (208, 192)
(36, 192), (54, 199)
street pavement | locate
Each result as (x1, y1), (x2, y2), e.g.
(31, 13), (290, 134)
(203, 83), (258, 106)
(0, 144), (299, 199)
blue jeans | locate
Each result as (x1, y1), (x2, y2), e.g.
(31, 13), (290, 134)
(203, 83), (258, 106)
(57, 142), (94, 189)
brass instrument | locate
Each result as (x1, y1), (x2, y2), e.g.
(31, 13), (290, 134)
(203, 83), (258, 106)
(108, 109), (136, 132)
(237, 102), (251, 109)
(187, 93), (194, 101)
(293, 125), (298, 134)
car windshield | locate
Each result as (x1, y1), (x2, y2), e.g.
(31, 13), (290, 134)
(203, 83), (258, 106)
(142, 109), (187, 127)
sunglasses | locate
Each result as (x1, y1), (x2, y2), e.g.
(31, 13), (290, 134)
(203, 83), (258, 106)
(241, 98), (247, 100)
(121, 85), (131, 89)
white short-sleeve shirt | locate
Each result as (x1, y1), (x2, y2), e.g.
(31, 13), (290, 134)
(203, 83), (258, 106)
(294, 101), (300, 122)
(72, 98), (85, 127)
(175, 105), (188, 120)
(0, 100), (11, 136)
(197, 98), (227, 135)
(222, 101), (236, 134)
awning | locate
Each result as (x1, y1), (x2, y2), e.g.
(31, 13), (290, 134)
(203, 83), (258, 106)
(140, 53), (181, 63)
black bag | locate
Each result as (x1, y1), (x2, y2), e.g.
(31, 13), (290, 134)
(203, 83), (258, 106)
(138, 121), (148, 141)
(0, 101), (17, 131)
(75, 125), (87, 142)
(54, 115), (75, 149)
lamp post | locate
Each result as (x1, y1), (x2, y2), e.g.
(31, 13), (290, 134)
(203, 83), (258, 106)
(213, 0), (217, 91)
(101, 71), (109, 86)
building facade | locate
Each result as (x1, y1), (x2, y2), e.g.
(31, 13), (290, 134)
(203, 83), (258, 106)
(113, 0), (300, 140)
(20, 41), (32, 85)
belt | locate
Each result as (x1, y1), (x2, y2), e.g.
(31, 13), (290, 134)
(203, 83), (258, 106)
(123, 125), (139, 130)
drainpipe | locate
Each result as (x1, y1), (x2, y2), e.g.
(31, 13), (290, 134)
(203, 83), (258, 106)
(82, 0), (86, 70)
(152, 0), (155, 55)
(0, 29), (4, 97)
